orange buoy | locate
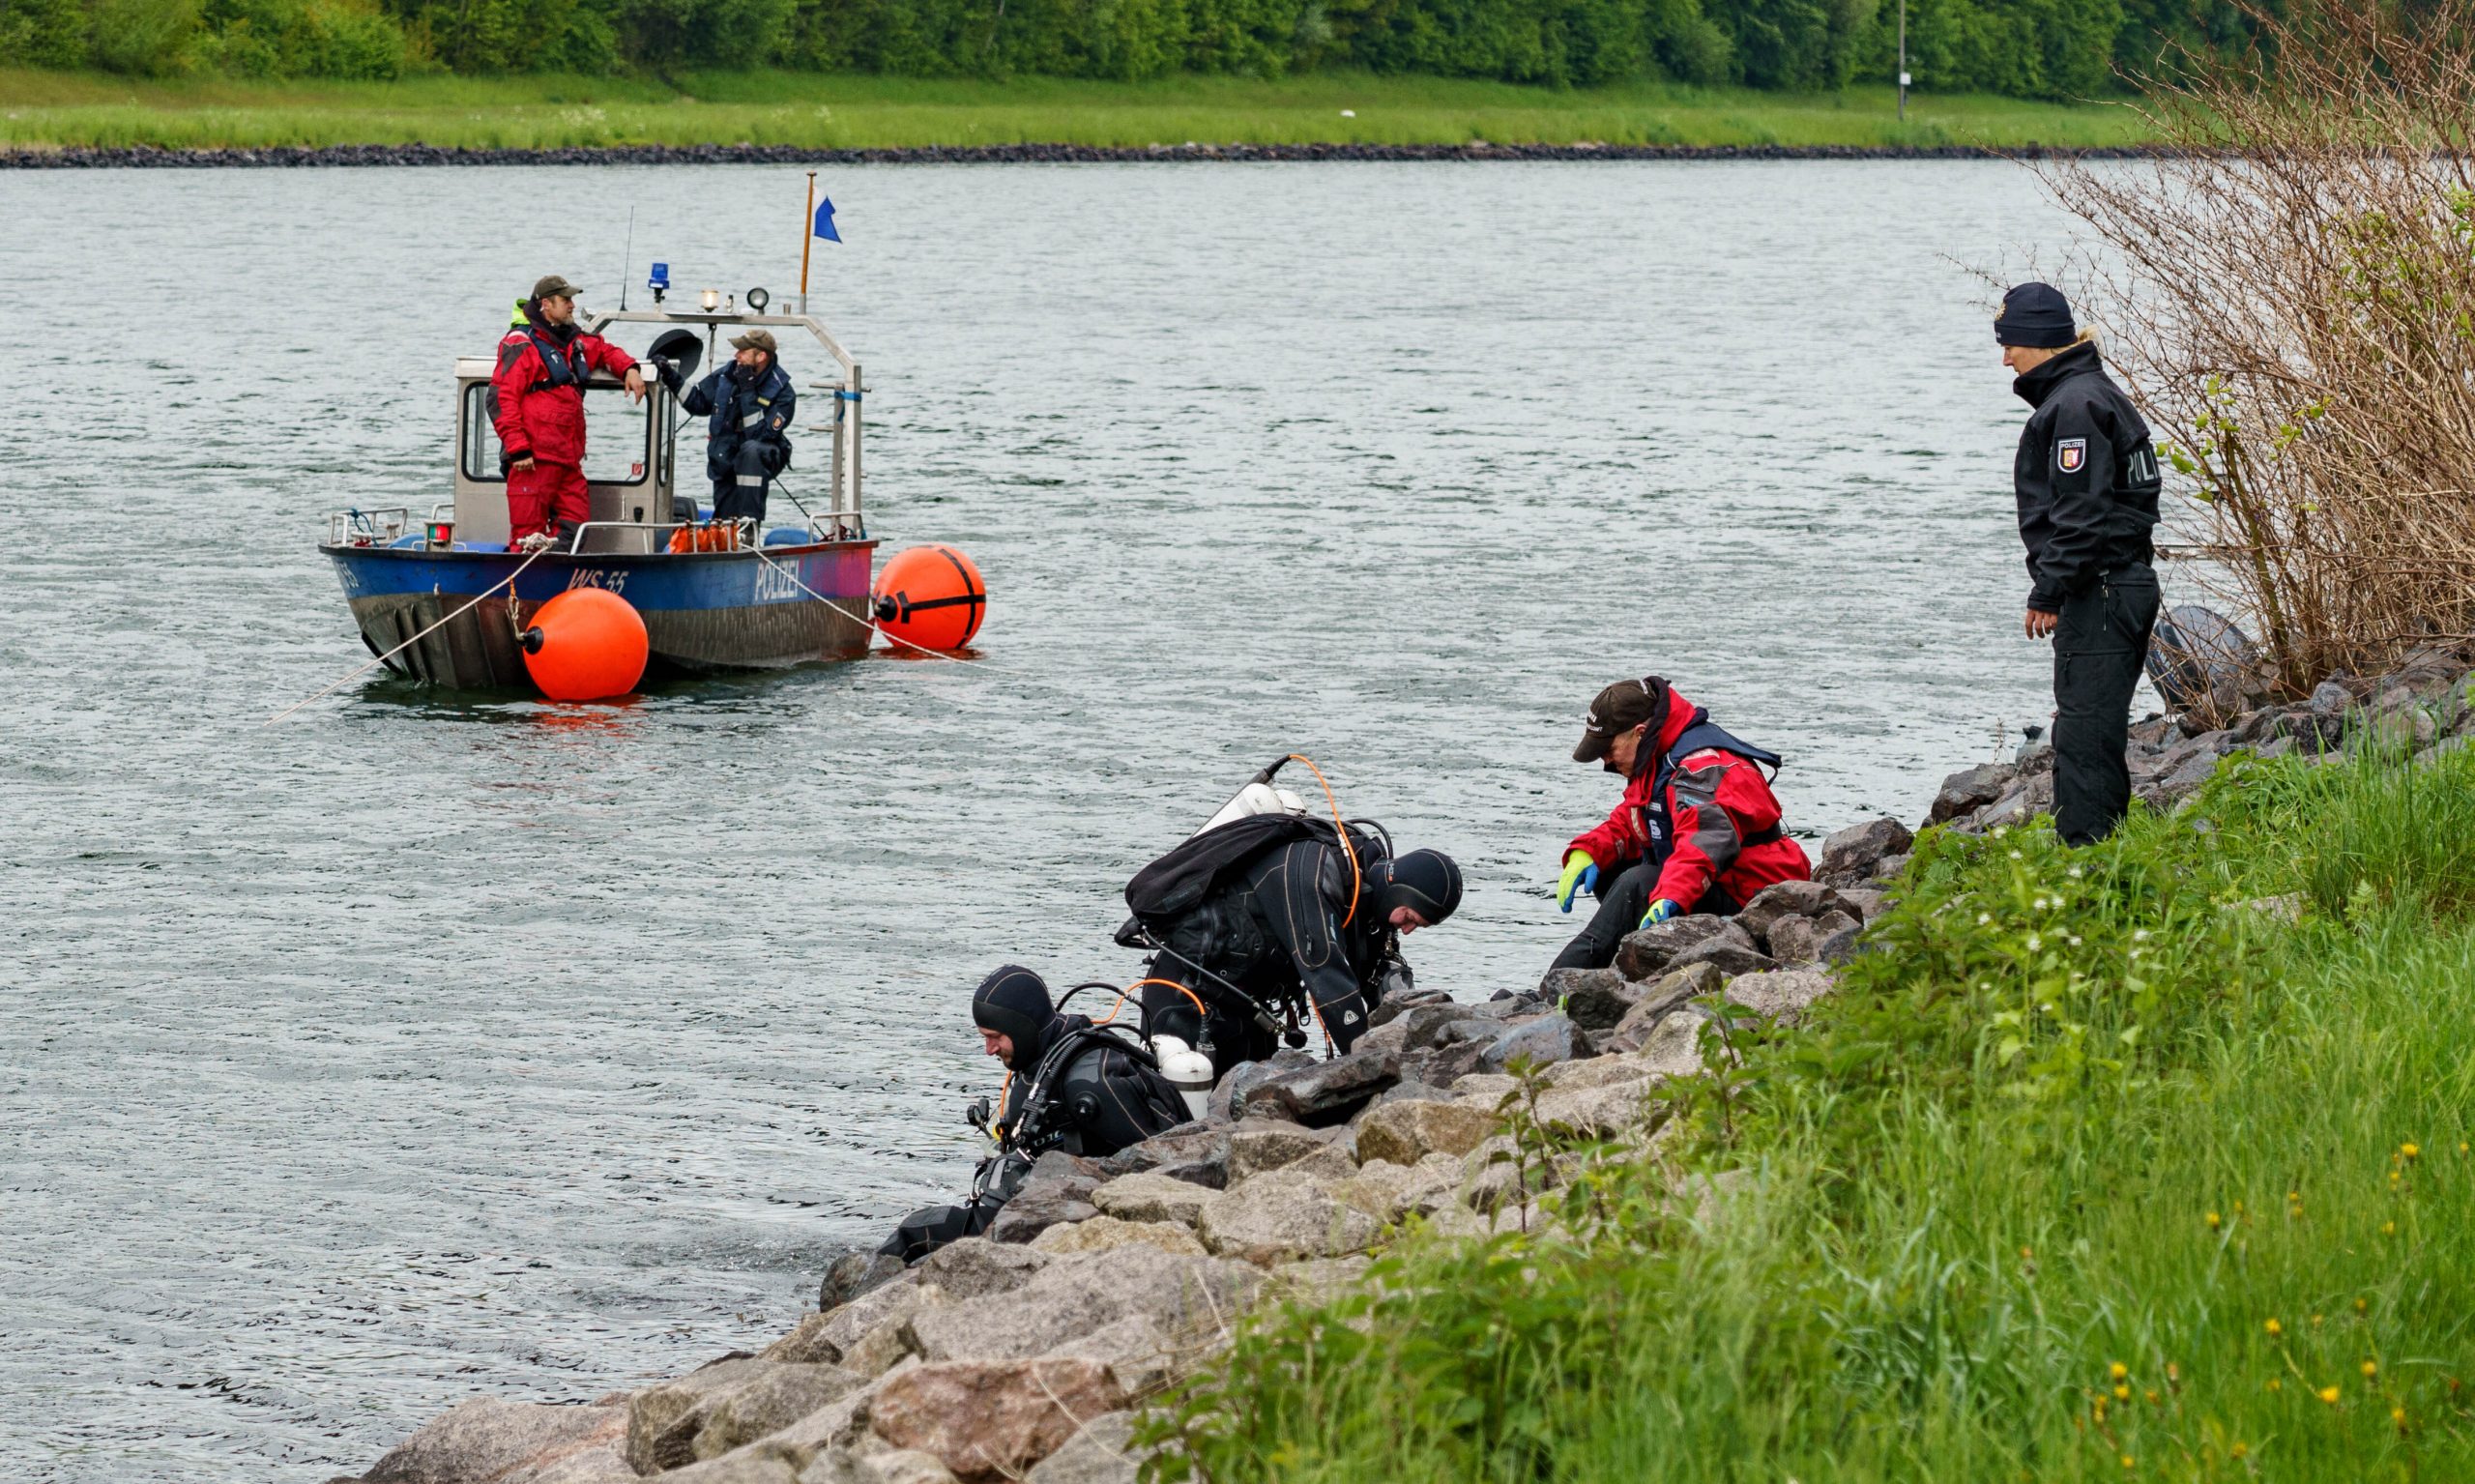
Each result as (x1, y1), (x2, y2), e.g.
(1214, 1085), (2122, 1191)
(872, 544), (987, 650)
(520, 588), (649, 701)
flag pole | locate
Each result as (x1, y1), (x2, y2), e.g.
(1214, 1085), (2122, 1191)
(801, 172), (817, 298)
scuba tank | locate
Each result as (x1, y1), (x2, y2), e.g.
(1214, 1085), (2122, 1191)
(1149, 1033), (1215, 1120)
(1195, 757), (1309, 837)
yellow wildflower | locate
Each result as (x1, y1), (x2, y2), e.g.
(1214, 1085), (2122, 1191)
(2318, 1385), (2342, 1405)
(2265, 1319), (2283, 1337)
(2111, 1361), (2129, 1382)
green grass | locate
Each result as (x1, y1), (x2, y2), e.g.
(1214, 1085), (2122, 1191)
(1157, 741), (2475, 1482)
(0, 68), (2161, 152)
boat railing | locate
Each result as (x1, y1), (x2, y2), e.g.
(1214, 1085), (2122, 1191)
(325, 505), (457, 548)
(568, 514), (866, 554)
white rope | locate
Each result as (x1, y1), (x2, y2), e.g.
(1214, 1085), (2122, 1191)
(265, 543), (555, 726)
(746, 545), (994, 668)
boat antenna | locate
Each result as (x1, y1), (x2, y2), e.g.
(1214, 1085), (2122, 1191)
(620, 207), (635, 311)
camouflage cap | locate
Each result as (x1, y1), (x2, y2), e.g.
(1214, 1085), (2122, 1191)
(728, 329), (779, 354)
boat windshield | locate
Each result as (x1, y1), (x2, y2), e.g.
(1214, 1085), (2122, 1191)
(459, 383), (653, 488)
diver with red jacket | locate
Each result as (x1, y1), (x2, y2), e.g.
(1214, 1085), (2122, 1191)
(490, 275), (644, 547)
(1549, 676), (1811, 973)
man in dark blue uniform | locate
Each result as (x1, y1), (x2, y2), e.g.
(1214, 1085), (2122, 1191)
(657, 329), (797, 527)
(1998, 283), (2164, 845)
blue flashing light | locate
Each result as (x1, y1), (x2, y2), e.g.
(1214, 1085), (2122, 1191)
(648, 261), (671, 289)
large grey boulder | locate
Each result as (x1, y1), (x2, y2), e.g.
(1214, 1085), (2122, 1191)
(630, 1358), (864, 1473)
(1090, 1126), (1228, 1185)
(915, 1240), (1050, 1301)
(1364, 987), (1450, 1028)
(1612, 915), (1736, 980)
(903, 1246), (1259, 1364)
(1540, 968), (1642, 1032)
(1733, 880), (1857, 946)
(1029, 1215), (1207, 1258)
(1818, 817), (1913, 885)
(1723, 968), (1838, 1024)
(1474, 1014), (1595, 1075)
(1089, 1170), (1215, 1227)
(1026, 1411), (1141, 1484)
(1665, 931), (1778, 978)
(363, 1399), (628, 1484)
(867, 1359), (1124, 1482)
(817, 1251), (908, 1313)
(1768, 909), (1858, 965)
(1929, 762), (2017, 824)
(1196, 1167), (1383, 1265)
(987, 1151), (1105, 1246)
(1237, 1049), (1400, 1126)
(1354, 1097), (1499, 1165)
(1206, 1048), (1316, 1121)
(1225, 1120), (1349, 1184)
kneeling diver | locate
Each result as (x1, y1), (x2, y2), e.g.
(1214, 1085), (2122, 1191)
(1125, 806), (1463, 1072)
(878, 966), (1190, 1264)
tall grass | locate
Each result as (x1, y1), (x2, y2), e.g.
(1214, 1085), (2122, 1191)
(1154, 743), (2475, 1482)
(0, 70), (2157, 151)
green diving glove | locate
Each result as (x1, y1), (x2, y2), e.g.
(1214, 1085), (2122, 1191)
(1557, 851), (1599, 913)
(1639, 898), (1683, 929)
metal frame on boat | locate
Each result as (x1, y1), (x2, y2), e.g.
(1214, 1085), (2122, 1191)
(320, 300), (877, 690)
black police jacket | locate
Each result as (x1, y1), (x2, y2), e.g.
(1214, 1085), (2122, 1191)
(2012, 341), (2161, 612)
(679, 361), (797, 482)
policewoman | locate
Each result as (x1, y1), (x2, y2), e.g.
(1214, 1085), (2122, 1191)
(659, 329), (797, 527)
(1997, 282), (2164, 846)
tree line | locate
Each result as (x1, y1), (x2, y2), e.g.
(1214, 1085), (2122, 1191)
(2, 0), (2253, 99)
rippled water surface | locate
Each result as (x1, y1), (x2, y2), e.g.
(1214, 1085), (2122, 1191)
(0, 160), (2126, 1479)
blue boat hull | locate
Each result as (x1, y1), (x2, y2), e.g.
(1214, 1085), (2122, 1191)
(324, 539), (879, 690)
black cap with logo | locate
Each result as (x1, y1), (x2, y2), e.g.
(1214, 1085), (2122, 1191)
(1573, 676), (1671, 763)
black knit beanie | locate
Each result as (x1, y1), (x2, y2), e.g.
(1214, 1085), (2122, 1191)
(1994, 282), (2077, 349)
(1380, 849), (1464, 925)
(972, 965), (1053, 1066)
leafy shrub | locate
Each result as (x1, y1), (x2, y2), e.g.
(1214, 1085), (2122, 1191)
(1, 0), (90, 68)
(190, 0), (410, 77)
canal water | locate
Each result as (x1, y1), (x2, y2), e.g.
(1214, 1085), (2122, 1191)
(0, 160), (2136, 1479)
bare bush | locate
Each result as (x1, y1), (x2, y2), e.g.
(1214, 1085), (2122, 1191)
(2042, 0), (2475, 693)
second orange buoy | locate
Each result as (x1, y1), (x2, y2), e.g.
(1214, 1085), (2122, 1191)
(872, 544), (987, 650)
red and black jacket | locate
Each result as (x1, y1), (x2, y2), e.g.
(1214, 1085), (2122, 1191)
(1567, 685), (1813, 913)
(490, 307), (637, 468)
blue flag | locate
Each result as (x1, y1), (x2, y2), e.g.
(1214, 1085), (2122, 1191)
(813, 198), (840, 243)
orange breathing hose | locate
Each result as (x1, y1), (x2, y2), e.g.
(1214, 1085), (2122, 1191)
(1127, 976), (1209, 1022)
(1284, 753), (1360, 928)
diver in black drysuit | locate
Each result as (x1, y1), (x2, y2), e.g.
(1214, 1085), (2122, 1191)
(1134, 837), (1463, 1070)
(878, 966), (1188, 1264)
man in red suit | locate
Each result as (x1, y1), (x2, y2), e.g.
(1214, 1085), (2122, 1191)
(1550, 675), (1812, 972)
(490, 275), (644, 547)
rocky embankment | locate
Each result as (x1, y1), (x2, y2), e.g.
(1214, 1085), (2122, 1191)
(2, 141), (2174, 171)
(339, 642), (2475, 1484)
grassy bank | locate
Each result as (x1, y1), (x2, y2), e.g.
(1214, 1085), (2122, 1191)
(0, 69), (2158, 153)
(1162, 741), (2475, 1481)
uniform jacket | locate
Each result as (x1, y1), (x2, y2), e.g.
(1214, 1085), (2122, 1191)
(1567, 685), (1812, 913)
(2013, 340), (2162, 612)
(490, 308), (639, 468)
(678, 360), (797, 480)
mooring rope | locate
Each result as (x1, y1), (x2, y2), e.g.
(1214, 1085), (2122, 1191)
(264, 542), (555, 727)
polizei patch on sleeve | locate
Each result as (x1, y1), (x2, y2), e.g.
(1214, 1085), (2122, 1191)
(2056, 437), (2087, 473)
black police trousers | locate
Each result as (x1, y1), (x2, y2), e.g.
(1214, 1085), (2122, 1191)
(877, 1193), (1002, 1263)
(1548, 861), (1740, 973)
(2053, 564), (2161, 847)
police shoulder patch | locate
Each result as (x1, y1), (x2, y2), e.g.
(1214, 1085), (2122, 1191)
(2056, 437), (2087, 474)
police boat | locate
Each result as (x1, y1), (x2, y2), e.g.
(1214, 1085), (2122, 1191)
(321, 290), (875, 690)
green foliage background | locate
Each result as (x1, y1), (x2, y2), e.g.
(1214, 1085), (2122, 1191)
(0, 0), (2254, 99)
